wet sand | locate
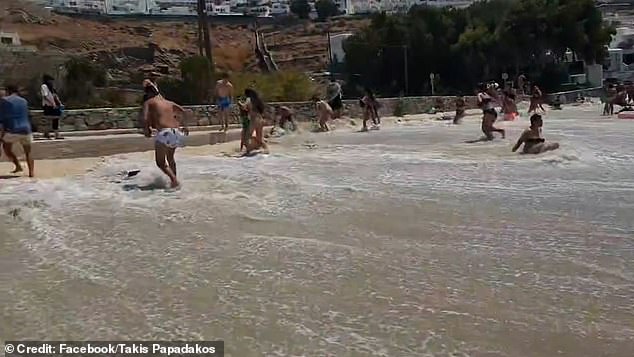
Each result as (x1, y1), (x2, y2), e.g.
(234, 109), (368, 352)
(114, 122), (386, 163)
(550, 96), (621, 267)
(0, 113), (456, 180)
(4, 103), (632, 356)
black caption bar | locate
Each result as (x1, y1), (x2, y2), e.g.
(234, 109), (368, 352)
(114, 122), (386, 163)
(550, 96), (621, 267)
(4, 341), (224, 356)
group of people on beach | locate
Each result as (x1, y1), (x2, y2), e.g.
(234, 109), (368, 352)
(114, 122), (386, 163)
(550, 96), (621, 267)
(0, 75), (65, 178)
(1, 71), (560, 185)
(602, 82), (634, 115)
(460, 80), (559, 154)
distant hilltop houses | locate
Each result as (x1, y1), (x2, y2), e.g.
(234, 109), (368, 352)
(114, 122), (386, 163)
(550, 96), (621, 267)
(45, 0), (476, 17)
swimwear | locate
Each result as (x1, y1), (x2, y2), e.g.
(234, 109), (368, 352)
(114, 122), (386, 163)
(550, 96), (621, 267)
(218, 97), (232, 111)
(241, 113), (250, 130)
(526, 138), (545, 144)
(328, 94), (343, 111)
(155, 128), (186, 149)
(503, 112), (519, 121)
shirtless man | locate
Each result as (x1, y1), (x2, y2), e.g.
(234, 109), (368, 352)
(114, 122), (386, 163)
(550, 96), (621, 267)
(143, 94), (191, 188)
(215, 73), (234, 132)
(314, 96), (333, 132)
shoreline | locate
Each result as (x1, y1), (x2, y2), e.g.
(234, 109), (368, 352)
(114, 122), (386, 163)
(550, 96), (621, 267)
(0, 109), (509, 180)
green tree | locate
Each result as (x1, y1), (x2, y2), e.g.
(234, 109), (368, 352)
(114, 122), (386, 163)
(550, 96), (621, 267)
(290, 0), (311, 19)
(62, 57), (108, 107)
(315, 0), (338, 21)
(343, 0), (614, 95)
(180, 55), (215, 105)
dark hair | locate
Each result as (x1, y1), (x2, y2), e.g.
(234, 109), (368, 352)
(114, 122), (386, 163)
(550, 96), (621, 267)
(5, 84), (19, 94)
(43, 74), (57, 94)
(530, 114), (542, 126)
(221, 72), (229, 79)
(508, 93), (516, 100)
(244, 88), (264, 114)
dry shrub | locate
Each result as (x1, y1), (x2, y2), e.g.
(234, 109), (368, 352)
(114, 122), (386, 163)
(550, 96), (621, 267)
(231, 71), (317, 102)
(214, 45), (252, 72)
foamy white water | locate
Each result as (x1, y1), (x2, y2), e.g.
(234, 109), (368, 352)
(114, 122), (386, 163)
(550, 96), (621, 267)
(1, 104), (633, 356)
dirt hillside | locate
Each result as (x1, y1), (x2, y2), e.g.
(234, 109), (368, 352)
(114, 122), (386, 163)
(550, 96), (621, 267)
(0, 0), (368, 85)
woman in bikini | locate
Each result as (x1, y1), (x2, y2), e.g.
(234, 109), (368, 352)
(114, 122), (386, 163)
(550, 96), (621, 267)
(512, 114), (559, 154)
(244, 88), (268, 154)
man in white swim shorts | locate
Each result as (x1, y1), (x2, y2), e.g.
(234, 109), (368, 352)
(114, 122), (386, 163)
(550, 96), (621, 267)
(143, 93), (191, 188)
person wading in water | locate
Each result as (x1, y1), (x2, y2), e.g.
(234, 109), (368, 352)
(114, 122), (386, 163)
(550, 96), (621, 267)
(314, 96), (333, 132)
(143, 92), (191, 188)
(244, 88), (269, 154)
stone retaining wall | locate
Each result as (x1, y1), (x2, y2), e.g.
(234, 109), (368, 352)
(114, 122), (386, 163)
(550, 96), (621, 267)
(30, 95), (491, 132)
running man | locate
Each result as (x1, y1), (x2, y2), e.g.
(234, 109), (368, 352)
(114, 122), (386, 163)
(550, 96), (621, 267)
(0, 85), (35, 177)
(215, 73), (234, 132)
(314, 96), (333, 132)
(143, 94), (191, 188)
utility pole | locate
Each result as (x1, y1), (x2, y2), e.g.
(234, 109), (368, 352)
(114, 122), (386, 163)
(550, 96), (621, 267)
(197, 0), (213, 64)
(327, 31), (333, 78)
(403, 45), (409, 95)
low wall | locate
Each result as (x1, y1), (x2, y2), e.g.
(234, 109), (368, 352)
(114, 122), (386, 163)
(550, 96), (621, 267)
(30, 96), (486, 132)
(545, 87), (604, 104)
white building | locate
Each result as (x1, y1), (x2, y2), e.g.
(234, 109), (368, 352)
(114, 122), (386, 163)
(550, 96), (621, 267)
(347, 0), (474, 14)
(51, 0), (107, 13)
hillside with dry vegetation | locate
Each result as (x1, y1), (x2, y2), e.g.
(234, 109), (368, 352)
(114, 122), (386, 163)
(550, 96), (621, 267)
(0, 0), (368, 87)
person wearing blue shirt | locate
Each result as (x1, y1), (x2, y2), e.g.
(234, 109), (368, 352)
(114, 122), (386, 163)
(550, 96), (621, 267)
(0, 84), (35, 177)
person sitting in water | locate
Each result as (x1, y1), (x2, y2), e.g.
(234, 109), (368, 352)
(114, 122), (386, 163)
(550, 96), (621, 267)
(482, 108), (505, 140)
(512, 114), (559, 154)
(453, 96), (466, 124)
(313, 96), (333, 132)
(143, 93), (191, 188)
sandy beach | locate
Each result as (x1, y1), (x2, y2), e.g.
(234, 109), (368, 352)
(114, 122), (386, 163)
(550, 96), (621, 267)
(0, 112), (471, 180)
(3, 102), (633, 356)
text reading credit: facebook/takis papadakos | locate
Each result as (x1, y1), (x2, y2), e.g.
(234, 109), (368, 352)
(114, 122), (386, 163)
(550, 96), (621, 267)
(4, 341), (224, 356)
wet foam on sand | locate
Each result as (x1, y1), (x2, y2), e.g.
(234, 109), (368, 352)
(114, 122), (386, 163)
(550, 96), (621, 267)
(1, 104), (634, 356)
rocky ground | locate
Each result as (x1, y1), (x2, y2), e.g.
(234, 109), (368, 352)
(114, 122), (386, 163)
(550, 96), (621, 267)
(0, 0), (368, 86)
